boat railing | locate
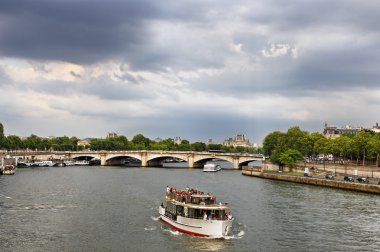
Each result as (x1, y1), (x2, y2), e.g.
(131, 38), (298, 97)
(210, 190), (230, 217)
(166, 192), (216, 205)
(181, 214), (230, 221)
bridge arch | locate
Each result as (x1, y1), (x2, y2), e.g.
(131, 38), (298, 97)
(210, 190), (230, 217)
(193, 157), (234, 169)
(105, 154), (142, 166)
(146, 153), (188, 167)
(70, 154), (98, 160)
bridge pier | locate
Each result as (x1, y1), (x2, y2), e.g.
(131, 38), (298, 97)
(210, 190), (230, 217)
(141, 152), (148, 167)
(100, 153), (107, 166)
(233, 157), (240, 170)
(188, 154), (194, 168)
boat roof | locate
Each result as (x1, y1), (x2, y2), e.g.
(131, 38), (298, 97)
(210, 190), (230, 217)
(166, 198), (230, 210)
(190, 194), (213, 198)
(164, 187), (230, 210)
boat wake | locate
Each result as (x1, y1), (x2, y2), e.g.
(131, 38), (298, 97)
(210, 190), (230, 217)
(0, 194), (12, 199)
(144, 226), (157, 231)
(224, 230), (245, 240)
(161, 227), (182, 236)
(5, 203), (76, 212)
(151, 216), (160, 221)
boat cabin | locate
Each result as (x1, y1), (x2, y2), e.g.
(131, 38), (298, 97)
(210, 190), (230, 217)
(164, 189), (231, 221)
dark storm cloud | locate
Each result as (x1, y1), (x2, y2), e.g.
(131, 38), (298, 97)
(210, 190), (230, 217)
(1, 0), (379, 72)
(248, 0), (380, 33)
(190, 40), (380, 98)
(8, 73), (153, 101)
(0, 0), (237, 71)
(86, 74), (154, 100)
(0, 0), (159, 64)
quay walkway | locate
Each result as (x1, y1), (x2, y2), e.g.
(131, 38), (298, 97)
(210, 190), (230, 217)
(242, 167), (380, 195)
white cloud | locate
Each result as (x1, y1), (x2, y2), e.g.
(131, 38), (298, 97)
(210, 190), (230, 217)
(261, 43), (297, 58)
(230, 42), (243, 53)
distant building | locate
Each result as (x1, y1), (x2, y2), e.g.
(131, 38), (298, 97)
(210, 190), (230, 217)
(207, 139), (214, 145)
(223, 134), (252, 148)
(174, 137), (182, 145)
(77, 138), (91, 147)
(371, 123), (380, 133)
(107, 132), (118, 138)
(154, 137), (162, 142)
(323, 123), (362, 139)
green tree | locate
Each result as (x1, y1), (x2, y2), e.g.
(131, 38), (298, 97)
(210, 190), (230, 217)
(333, 136), (352, 162)
(285, 126), (309, 155)
(305, 132), (324, 158)
(5, 135), (24, 150)
(0, 122), (5, 149)
(191, 142), (207, 152)
(131, 134), (151, 150)
(262, 131), (284, 157)
(178, 140), (191, 151)
(369, 134), (380, 170)
(278, 149), (303, 170)
(0, 122), (4, 137)
(353, 131), (372, 166)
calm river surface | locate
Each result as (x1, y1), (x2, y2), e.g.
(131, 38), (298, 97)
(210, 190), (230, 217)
(0, 166), (379, 252)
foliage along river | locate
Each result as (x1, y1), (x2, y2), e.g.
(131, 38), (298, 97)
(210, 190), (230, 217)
(0, 165), (379, 252)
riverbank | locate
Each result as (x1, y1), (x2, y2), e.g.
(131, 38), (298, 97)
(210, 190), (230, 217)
(263, 161), (380, 178)
(242, 167), (380, 194)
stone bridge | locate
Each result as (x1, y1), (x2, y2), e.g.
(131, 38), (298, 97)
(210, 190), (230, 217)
(9, 150), (264, 169)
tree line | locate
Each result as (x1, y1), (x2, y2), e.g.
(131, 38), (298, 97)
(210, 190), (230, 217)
(263, 126), (380, 168)
(0, 123), (260, 154)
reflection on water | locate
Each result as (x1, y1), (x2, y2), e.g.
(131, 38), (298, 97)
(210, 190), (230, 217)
(184, 236), (232, 251)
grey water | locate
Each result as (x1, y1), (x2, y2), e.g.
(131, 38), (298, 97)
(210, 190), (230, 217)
(0, 166), (379, 252)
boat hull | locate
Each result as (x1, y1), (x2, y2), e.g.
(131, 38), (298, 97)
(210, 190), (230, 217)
(203, 168), (222, 172)
(159, 206), (233, 238)
(203, 164), (222, 172)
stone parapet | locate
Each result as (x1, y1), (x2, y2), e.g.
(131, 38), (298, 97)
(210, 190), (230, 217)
(242, 171), (380, 194)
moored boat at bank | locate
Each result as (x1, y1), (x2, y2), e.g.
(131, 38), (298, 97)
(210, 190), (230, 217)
(33, 160), (55, 167)
(159, 187), (233, 238)
(2, 165), (16, 175)
(64, 160), (76, 166)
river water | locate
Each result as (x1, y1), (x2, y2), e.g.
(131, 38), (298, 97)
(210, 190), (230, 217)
(0, 166), (379, 252)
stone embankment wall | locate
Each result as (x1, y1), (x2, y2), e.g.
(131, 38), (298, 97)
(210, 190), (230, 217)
(242, 169), (380, 194)
(262, 162), (380, 178)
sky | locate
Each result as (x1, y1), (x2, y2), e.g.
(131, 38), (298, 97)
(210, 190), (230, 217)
(0, 0), (380, 145)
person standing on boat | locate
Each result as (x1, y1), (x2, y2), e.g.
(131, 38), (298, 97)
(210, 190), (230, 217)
(166, 186), (170, 195)
(203, 212), (207, 220)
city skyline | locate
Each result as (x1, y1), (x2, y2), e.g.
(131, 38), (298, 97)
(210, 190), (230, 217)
(1, 1), (380, 144)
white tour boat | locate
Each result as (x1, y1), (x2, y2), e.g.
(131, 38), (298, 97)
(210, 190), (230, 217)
(159, 187), (233, 238)
(203, 163), (222, 172)
(74, 160), (90, 166)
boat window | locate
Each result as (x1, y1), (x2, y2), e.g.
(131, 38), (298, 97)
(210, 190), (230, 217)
(176, 205), (183, 216)
(192, 197), (200, 204)
(188, 208), (195, 218)
(166, 202), (176, 214)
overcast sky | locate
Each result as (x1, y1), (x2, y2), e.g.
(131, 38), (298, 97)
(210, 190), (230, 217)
(1, 0), (380, 145)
